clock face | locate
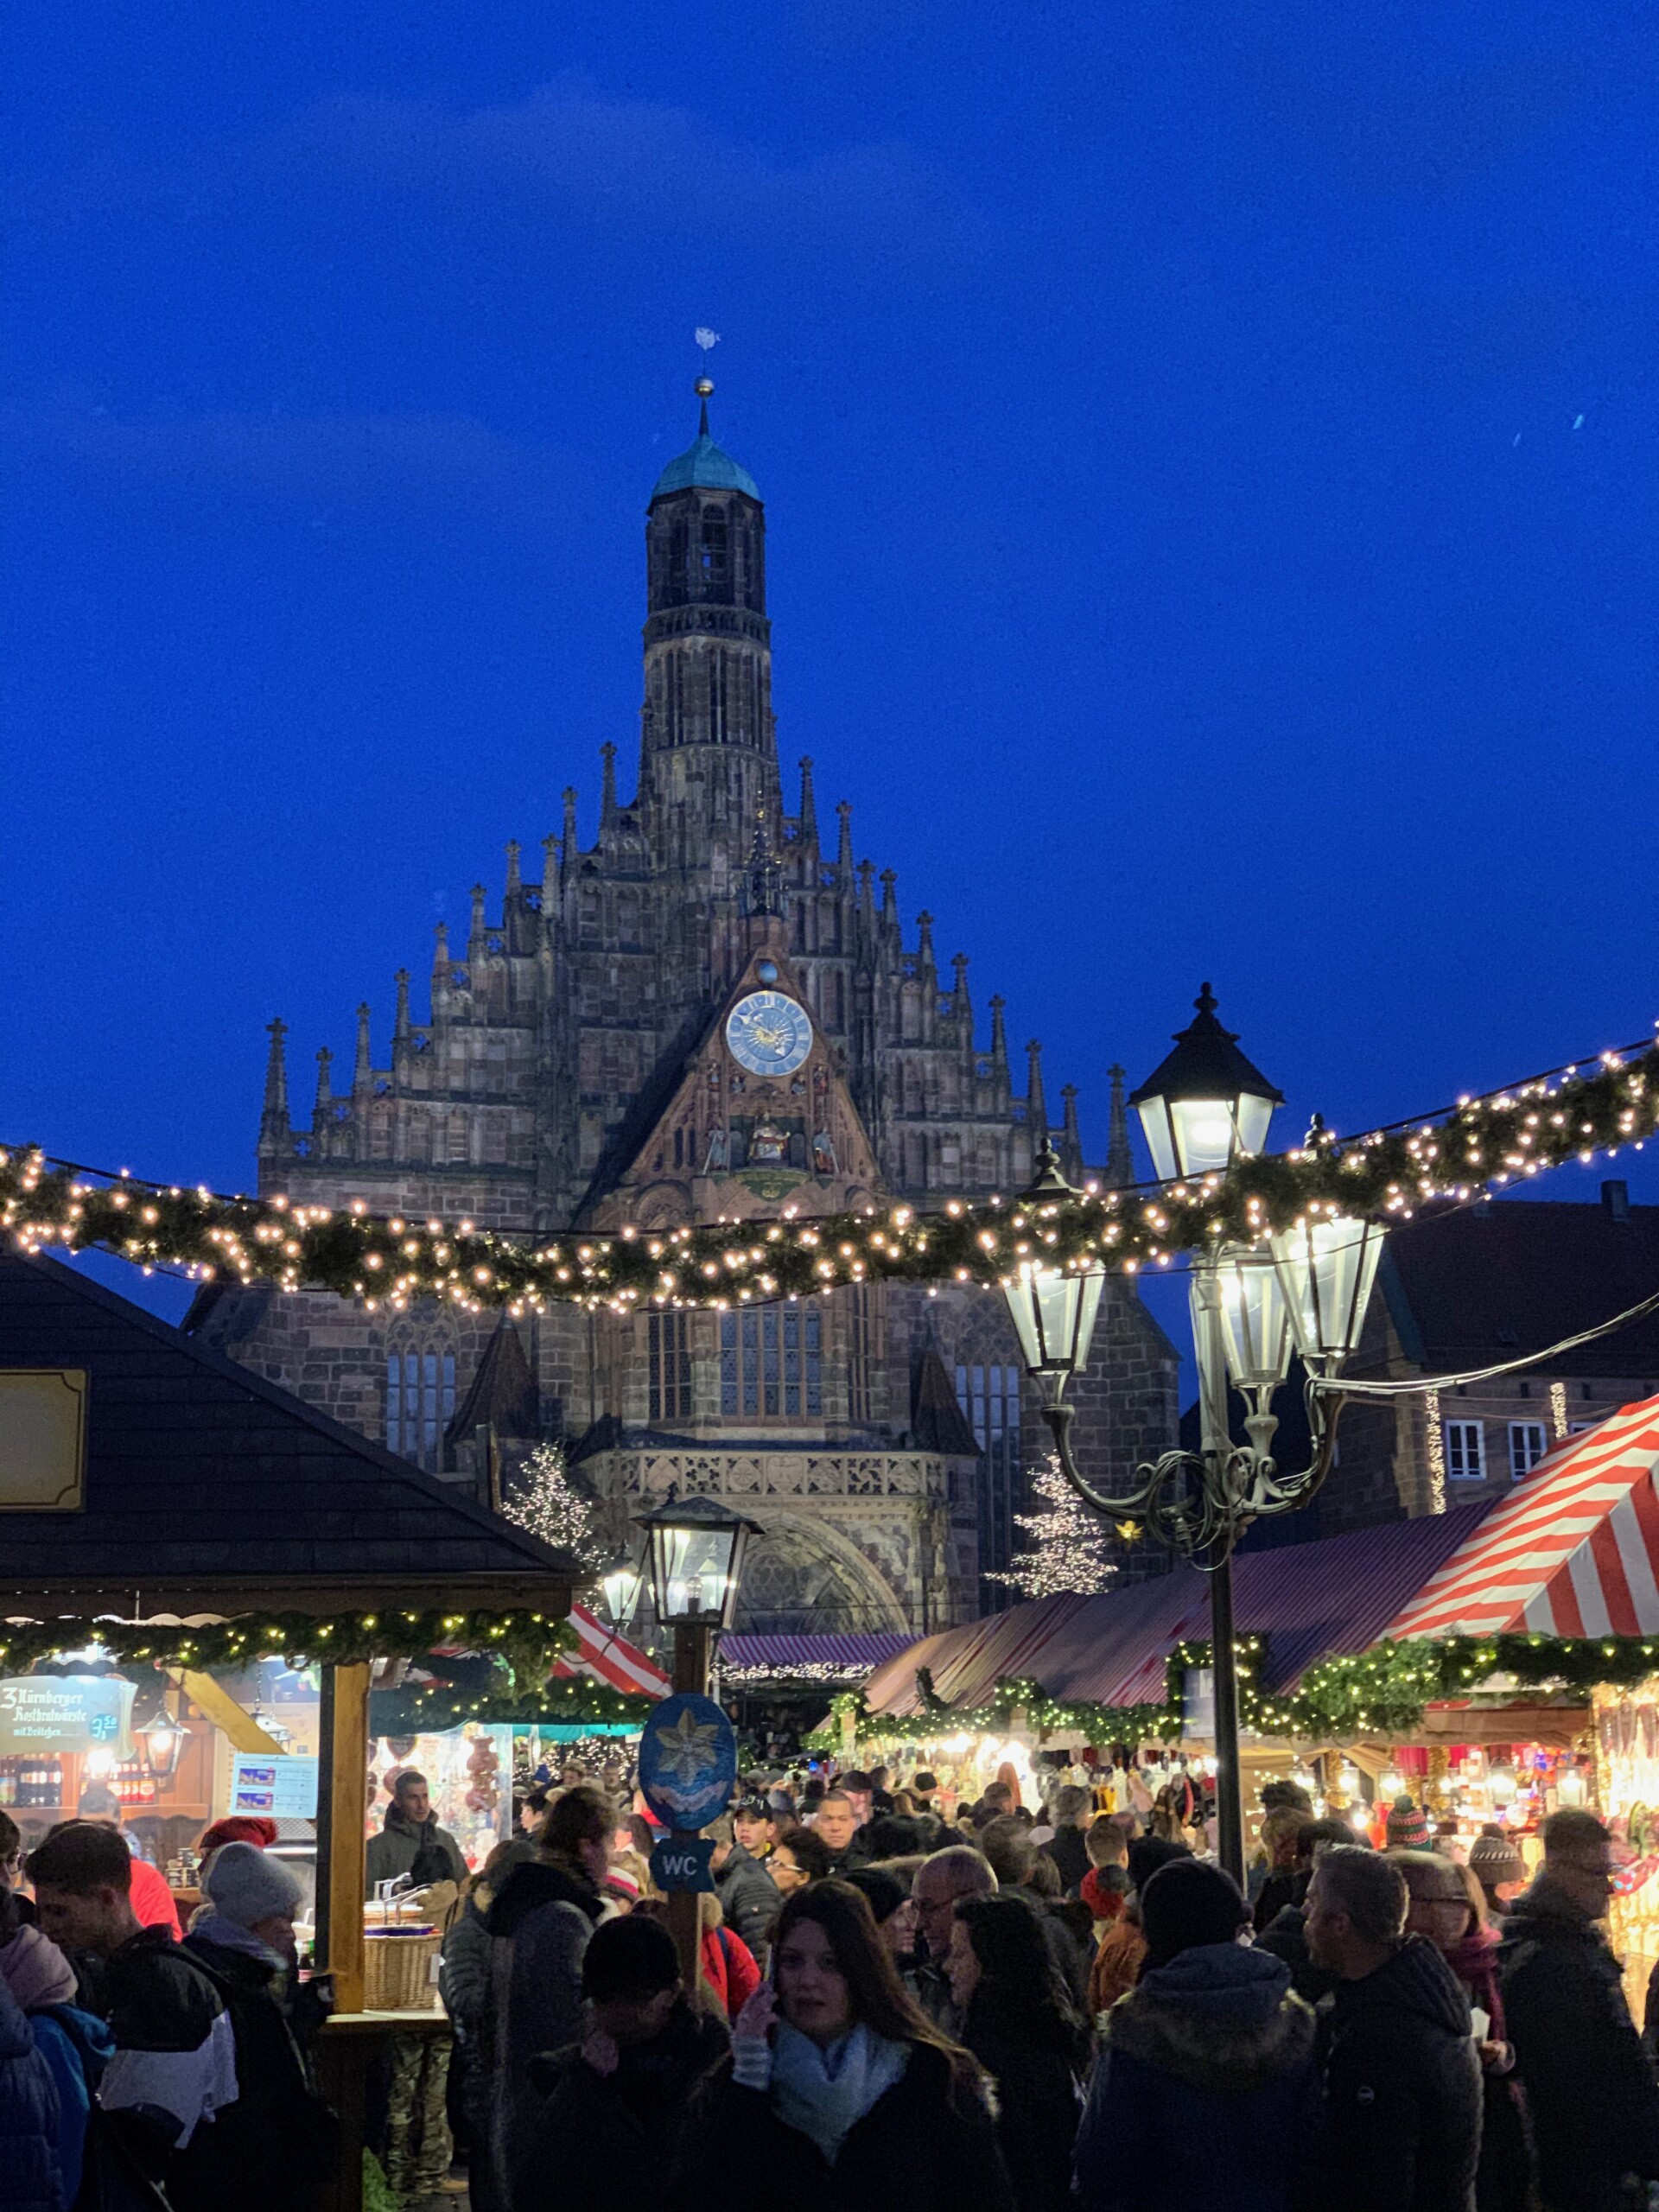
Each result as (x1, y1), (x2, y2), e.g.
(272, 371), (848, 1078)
(725, 989), (813, 1077)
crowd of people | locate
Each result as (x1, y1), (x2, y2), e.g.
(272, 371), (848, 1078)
(7, 1757), (1659, 2211)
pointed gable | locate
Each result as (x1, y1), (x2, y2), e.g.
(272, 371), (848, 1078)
(588, 942), (883, 1229)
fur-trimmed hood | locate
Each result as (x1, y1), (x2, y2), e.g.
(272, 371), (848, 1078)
(1107, 1942), (1316, 2095)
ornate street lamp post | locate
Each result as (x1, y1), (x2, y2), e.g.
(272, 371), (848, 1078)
(633, 1495), (760, 1987)
(1002, 986), (1384, 1882)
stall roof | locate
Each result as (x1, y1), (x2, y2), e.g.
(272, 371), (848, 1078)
(864, 1503), (1494, 1719)
(556, 1603), (670, 1696)
(0, 1255), (580, 1611)
(720, 1631), (918, 1674)
(1389, 1395), (1659, 1640)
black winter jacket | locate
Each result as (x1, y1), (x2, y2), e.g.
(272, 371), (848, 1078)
(961, 1986), (1085, 2212)
(713, 1843), (782, 1958)
(1320, 1936), (1482, 2212)
(510, 2001), (728, 2211)
(675, 2037), (1016, 2212)
(1500, 1876), (1659, 2212)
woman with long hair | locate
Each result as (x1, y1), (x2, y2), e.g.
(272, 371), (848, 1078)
(677, 1879), (1014, 2211)
(948, 1893), (1090, 2212)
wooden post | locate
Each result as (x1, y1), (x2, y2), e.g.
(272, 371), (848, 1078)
(316, 1661), (370, 2016)
(667, 1625), (714, 1999)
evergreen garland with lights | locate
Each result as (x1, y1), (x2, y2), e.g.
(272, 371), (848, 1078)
(0, 1607), (571, 1681)
(987, 1455), (1118, 1599)
(6, 1033), (1657, 1311)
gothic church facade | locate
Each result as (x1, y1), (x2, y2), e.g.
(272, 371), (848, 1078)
(189, 389), (1179, 1632)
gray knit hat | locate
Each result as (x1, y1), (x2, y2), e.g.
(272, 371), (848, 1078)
(204, 1840), (303, 1929)
(1467, 1829), (1525, 1891)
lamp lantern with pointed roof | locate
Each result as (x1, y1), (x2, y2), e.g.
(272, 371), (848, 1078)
(1128, 982), (1285, 1183)
(636, 1493), (762, 1633)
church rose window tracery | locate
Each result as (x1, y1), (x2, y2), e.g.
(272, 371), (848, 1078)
(721, 1306), (823, 1421)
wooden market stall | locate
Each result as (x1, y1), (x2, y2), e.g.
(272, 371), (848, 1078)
(0, 1252), (581, 2209)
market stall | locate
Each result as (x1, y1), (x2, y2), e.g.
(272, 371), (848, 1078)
(0, 1251), (584, 2211)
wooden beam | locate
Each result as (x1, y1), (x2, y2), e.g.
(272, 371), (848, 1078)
(316, 1662), (370, 2016)
(170, 1669), (284, 1754)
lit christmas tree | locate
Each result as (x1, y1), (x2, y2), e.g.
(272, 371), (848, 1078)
(503, 1441), (604, 1567)
(988, 1454), (1118, 1599)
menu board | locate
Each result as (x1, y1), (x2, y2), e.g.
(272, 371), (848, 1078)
(0, 1677), (134, 1758)
(229, 1754), (320, 1820)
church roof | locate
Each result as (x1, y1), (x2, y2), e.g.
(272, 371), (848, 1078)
(652, 388), (760, 503)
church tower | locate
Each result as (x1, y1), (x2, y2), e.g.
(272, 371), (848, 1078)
(639, 379), (779, 872)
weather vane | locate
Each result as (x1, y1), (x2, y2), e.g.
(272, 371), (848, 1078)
(694, 326), (719, 400)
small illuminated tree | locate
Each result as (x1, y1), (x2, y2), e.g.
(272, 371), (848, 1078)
(988, 1453), (1118, 1599)
(504, 1441), (604, 1567)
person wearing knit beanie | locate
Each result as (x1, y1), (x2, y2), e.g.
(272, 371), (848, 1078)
(1139, 1859), (1249, 1971)
(1467, 1826), (1526, 1914)
(196, 1840), (303, 1957)
(1384, 1797), (1432, 1852)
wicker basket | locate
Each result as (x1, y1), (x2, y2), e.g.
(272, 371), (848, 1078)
(362, 1928), (440, 2012)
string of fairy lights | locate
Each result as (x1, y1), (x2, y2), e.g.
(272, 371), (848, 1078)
(829, 1630), (1659, 1751)
(4, 1032), (1658, 1314)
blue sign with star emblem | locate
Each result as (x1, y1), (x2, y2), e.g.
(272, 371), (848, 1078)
(637, 1692), (738, 1834)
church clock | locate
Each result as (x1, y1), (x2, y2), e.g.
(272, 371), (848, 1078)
(725, 989), (813, 1077)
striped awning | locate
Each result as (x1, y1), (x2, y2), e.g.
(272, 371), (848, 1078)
(1388, 1396), (1659, 1641)
(551, 1603), (671, 1698)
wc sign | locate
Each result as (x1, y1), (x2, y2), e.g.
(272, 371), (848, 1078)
(649, 1835), (716, 1894)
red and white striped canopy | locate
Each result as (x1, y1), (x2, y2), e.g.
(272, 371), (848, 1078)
(551, 1603), (671, 1698)
(1388, 1395), (1659, 1642)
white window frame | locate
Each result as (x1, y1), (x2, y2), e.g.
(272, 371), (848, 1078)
(1509, 1421), (1548, 1479)
(1444, 1420), (1485, 1481)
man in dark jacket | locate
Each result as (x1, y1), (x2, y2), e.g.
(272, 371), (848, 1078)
(706, 1816), (782, 1958)
(810, 1793), (871, 1877)
(365, 1770), (467, 1894)
(1305, 1845), (1480, 2212)
(1500, 1808), (1659, 2212)
(28, 1821), (233, 2209)
(1040, 1787), (1093, 1897)
(511, 1915), (727, 2210)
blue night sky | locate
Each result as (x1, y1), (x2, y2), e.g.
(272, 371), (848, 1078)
(4, 3), (1656, 1358)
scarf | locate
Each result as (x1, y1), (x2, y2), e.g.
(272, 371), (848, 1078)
(769, 2021), (910, 2164)
(188, 1907), (289, 1971)
(1445, 1924), (1505, 2043)
(0, 1926), (78, 2012)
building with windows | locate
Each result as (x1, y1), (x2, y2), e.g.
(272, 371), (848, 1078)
(187, 387), (1180, 1631)
(1310, 1182), (1659, 1533)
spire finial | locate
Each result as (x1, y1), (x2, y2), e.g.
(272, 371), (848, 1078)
(260, 1017), (291, 1146)
(836, 800), (854, 878)
(314, 1045), (334, 1116)
(1026, 1039), (1048, 1141)
(746, 806), (782, 917)
(600, 741), (618, 834)
(1106, 1062), (1134, 1188)
(1060, 1082), (1084, 1183)
(798, 755), (818, 848)
(989, 995), (1008, 1068)
(696, 375), (714, 436)
(505, 839), (522, 896)
(393, 969), (411, 1048)
(353, 1003), (372, 1093)
(562, 785), (578, 869)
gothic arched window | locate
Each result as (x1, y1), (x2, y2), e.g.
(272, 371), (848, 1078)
(721, 1305), (822, 1420)
(700, 504), (728, 593)
(385, 1333), (456, 1471)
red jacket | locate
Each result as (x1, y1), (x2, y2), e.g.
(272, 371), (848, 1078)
(701, 1925), (760, 2020)
(130, 1854), (182, 1937)
(1081, 1866), (1127, 1923)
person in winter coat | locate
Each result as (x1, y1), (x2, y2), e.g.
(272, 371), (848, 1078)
(1253, 1817), (1360, 2005)
(0, 1972), (62, 2212)
(177, 1843), (339, 2210)
(474, 1784), (611, 2212)
(28, 1821), (233, 2212)
(511, 1914), (728, 2211)
(364, 1770), (468, 1895)
(1500, 1808), (1659, 2212)
(1074, 1858), (1320, 2212)
(1305, 1845), (1481, 2212)
(1039, 1787), (1093, 1898)
(675, 1878), (1014, 2212)
(1390, 1852), (1529, 2212)
(0, 1911), (113, 2209)
(949, 1892), (1089, 2212)
(1252, 1809), (1315, 1933)
(707, 1815), (782, 1958)
(1079, 1817), (1128, 1924)
(1088, 1834), (1190, 2017)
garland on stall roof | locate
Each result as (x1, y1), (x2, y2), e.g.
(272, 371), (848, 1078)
(5, 1034), (1658, 1311)
(0, 1608), (572, 1681)
(803, 1688), (871, 1752)
(371, 1671), (656, 1734)
(839, 1630), (1659, 1752)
